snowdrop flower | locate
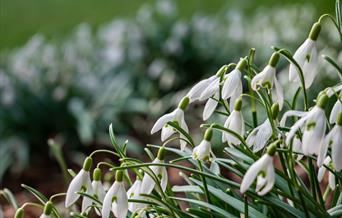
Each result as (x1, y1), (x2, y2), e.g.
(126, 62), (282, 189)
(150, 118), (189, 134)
(222, 98), (245, 146)
(289, 22), (321, 88)
(102, 170), (128, 218)
(65, 157), (93, 209)
(197, 65), (229, 120)
(317, 157), (336, 190)
(192, 128), (213, 161)
(292, 135), (304, 160)
(40, 201), (53, 218)
(222, 58), (247, 111)
(247, 120), (273, 152)
(247, 103), (279, 152)
(151, 96), (189, 150)
(140, 147), (168, 194)
(329, 93), (342, 124)
(240, 143), (277, 196)
(92, 168), (106, 215)
(251, 53), (284, 109)
(284, 93), (328, 157)
(127, 177), (143, 213)
(318, 112), (342, 170)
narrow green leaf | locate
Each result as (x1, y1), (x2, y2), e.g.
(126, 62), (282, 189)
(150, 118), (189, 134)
(322, 55), (342, 80)
(0, 188), (18, 209)
(171, 197), (238, 218)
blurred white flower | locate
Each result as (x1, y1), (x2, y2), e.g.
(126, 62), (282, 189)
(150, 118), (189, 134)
(192, 128), (213, 161)
(289, 23), (321, 89)
(222, 59), (246, 111)
(318, 112), (342, 170)
(329, 94), (342, 124)
(127, 178), (144, 213)
(246, 119), (272, 152)
(65, 157), (93, 208)
(283, 94), (328, 157)
(140, 157), (168, 194)
(317, 156), (335, 190)
(102, 171), (128, 218)
(240, 151), (275, 196)
(151, 97), (189, 150)
(222, 98), (244, 146)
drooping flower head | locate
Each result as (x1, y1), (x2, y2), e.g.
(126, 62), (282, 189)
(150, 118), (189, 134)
(329, 93), (342, 124)
(65, 157), (93, 209)
(318, 112), (342, 170)
(151, 96), (189, 150)
(102, 170), (128, 218)
(192, 127), (213, 161)
(247, 103), (279, 152)
(222, 58), (247, 111)
(284, 93), (328, 157)
(317, 156), (336, 190)
(251, 53), (284, 109)
(240, 142), (277, 196)
(289, 22), (321, 88)
(222, 98), (245, 146)
(127, 175), (144, 213)
(39, 201), (53, 218)
(197, 65), (228, 120)
(140, 147), (168, 195)
(91, 168), (106, 215)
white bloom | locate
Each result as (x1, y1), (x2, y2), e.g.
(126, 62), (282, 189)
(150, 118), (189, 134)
(240, 153), (275, 196)
(292, 135), (304, 160)
(151, 98), (189, 150)
(127, 178), (144, 213)
(289, 38), (318, 88)
(222, 99), (245, 146)
(192, 140), (211, 161)
(283, 95), (328, 156)
(198, 73), (221, 121)
(246, 119), (273, 152)
(329, 97), (342, 124)
(102, 172), (128, 218)
(318, 118), (342, 170)
(187, 75), (218, 103)
(65, 158), (93, 208)
(92, 180), (105, 215)
(317, 157), (336, 190)
(222, 68), (243, 111)
(251, 65), (284, 109)
(140, 158), (168, 194)
(39, 215), (51, 218)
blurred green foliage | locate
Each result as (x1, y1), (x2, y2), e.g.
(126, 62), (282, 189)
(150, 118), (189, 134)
(0, 0), (333, 50)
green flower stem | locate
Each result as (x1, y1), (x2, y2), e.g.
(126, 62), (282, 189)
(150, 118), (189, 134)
(318, 13), (342, 41)
(247, 48), (258, 127)
(197, 160), (213, 217)
(89, 149), (119, 158)
(275, 48), (308, 111)
(49, 193), (66, 201)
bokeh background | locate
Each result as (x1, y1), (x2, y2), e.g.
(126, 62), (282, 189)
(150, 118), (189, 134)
(0, 0), (340, 217)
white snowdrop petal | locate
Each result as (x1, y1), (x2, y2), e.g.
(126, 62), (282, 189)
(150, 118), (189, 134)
(329, 100), (342, 124)
(302, 45), (318, 88)
(331, 126), (342, 171)
(229, 81), (242, 111)
(240, 155), (269, 194)
(199, 78), (220, 101)
(329, 172), (336, 190)
(222, 69), (241, 99)
(81, 177), (93, 214)
(160, 167), (168, 192)
(253, 120), (272, 152)
(317, 165), (326, 182)
(273, 77), (284, 110)
(257, 164), (275, 196)
(203, 96), (218, 121)
(280, 110), (308, 127)
(151, 111), (176, 134)
(161, 125), (175, 141)
(188, 76), (216, 102)
(113, 183), (128, 218)
(102, 182), (119, 218)
(65, 170), (88, 207)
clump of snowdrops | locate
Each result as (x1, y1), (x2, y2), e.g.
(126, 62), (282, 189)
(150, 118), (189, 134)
(9, 1), (342, 217)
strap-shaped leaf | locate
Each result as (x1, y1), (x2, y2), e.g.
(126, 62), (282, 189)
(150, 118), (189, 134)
(0, 188), (18, 209)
